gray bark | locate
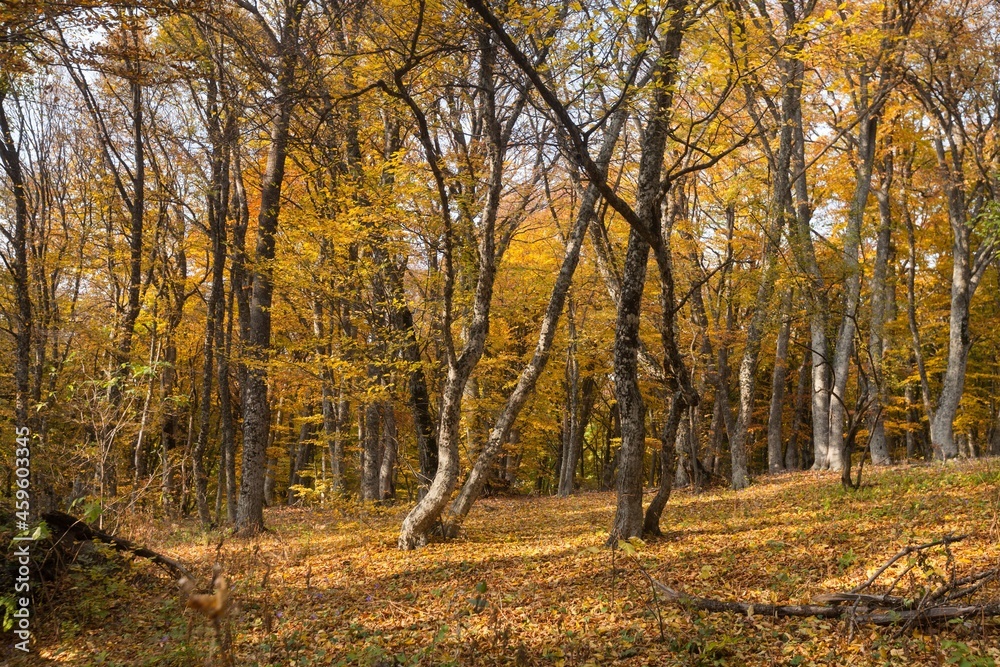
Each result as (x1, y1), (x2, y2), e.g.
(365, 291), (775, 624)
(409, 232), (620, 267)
(925, 139), (990, 459)
(560, 375), (597, 495)
(234, 0), (304, 535)
(867, 155), (894, 465)
(439, 56), (631, 534)
(611, 228), (651, 539)
(360, 400), (381, 502)
(192, 111), (227, 524)
(397, 32), (510, 549)
(828, 98), (880, 472)
(378, 403), (398, 502)
(990, 405), (1000, 456)
(643, 394), (685, 536)
(729, 83), (795, 488)
(673, 406), (692, 488)
(767, 289), (793, 473)
(786, 352), (810, 469)
(558, 304), (581, 497)
(443, 175), (601, 527)
(786, 56), (832, 471)
(464, 0), (697, 543)
(288, 415), (314, 504)
(0, 91), (32, 431)
(907, 5), (996, 460)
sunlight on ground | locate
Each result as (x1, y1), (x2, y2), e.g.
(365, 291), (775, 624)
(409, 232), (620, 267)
(12, 460), (1000, 666)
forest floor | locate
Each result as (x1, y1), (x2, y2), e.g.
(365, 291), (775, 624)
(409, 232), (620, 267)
(8, 459), (1000, 666)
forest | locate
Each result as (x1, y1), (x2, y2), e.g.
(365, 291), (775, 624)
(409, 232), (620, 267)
(1, 0), (999, 664)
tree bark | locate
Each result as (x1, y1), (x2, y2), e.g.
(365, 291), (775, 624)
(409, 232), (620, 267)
(785, 352), (810, 469)
(767, 289), (792, 473)
(397, 32), (507, 549)
(643, 394), (684, 536)
(560, 373), (597, 496)
(234, 0), (304, 535)
(0, 92), (33, 431)
(193, 23), (235, 525)
(867, 153), (894, 465)
(378, 402), (398, 502)
(827, 107), (880, 472)
(610, 228), (650, 540)
(360, 399), (382, 502)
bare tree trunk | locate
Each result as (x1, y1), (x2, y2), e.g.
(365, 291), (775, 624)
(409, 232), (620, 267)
(218, 289), (238, 524)
(360, 399), (381, 502)
(388, 278), (437, 495)
(234, 0), (304, 535)
(673, 406), (692, 488)
(989, 403), (1000, 456)
(868, 153), (894, 465)
(926, 160), (985, 460)
(194, 275), (218, 525)
(441, 106), (624, 524)
(767, 289), (792, 473)
(786, 60), (831, 470)
(0, 93), (32, 432)
(828, 108), (880, 472)
(558, 301), (580, 496)
(643, 395), (684, 536)
(729, 147), (789, 488)
(786, 352), (810, 469)
(287, 414), (313, 504)
(560, 373), (597, 496)
(610, 228), (650, 540)
(465, 0), (697, 544)
(397, 32), (507, 549)
(728, 32), (802, 487)
(379, 403), (398, 502)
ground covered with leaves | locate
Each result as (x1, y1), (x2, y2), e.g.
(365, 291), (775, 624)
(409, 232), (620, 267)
(9, 460), (1000, 666)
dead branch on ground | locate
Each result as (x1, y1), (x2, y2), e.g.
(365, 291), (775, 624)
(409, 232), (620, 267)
(649, 534), (999, 627)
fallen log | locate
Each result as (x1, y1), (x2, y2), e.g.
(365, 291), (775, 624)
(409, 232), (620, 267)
(652, 581), (1000, 626)
(42, 510), (194, 582)
(647, 533), (999, 627)
(813, 592), (911, 608)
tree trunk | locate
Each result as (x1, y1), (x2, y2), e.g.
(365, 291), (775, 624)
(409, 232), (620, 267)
(560, 374), (597, 496)
(287, 415), (313, 504)
(729, 178), (787, 488)
(673, 406), (692, 488)
(767, 289), (792, 473)
(867, 154), (894, 466)
(827, 110), (879, 472)
(729, 48), (798, 487)
(989, 403), (1000, 456)
(444, 104), (626, 528)
(218, 288), (238, 524)
(609, 228), (650, 542)
(360, 400), (382, 502)
(927, 160), (977, 460)
(0, 93), (32, 432)
(398, 32), (506, 549)
(786, 352), (810, 469)
(234, 0), (302, 535)
(558, 301), (581, 496)
(785, 55), (832, 471)
(379, 402), (398, 502)
(643, 395), (684, 536)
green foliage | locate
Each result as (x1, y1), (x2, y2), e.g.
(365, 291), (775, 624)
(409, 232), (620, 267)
(837, 549), (857, 571)
(942, 640), (997, 667)
(0, 593), (15, 632)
